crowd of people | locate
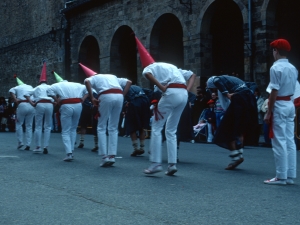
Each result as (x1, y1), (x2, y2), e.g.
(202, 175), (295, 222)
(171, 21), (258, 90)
(5, 37), (299, 184)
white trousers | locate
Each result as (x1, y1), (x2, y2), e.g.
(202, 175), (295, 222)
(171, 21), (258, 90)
(34, 103), (53, 148)
(16, 102), (35, 146)
(150, 88), (187, 164)
(207, 123), (213, 142)
(272, 100), (296, 179)
(97, 93), (123, 156)
(60, 103), (82, 154)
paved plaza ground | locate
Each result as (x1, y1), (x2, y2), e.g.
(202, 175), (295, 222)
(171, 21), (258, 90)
(0, 132), (299, 225)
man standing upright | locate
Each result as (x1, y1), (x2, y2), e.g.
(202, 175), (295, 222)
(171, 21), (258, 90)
(9, 75), (35, 150)
(264, 39), (298, 185)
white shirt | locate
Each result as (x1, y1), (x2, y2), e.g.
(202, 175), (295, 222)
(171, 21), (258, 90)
(9, 84), (34, 100)
(267, 59), (298, 96)
(25, 83), (53, 102)
(142, 62), (193, 86)
(47, 82), (87, 100)
(84, 74), (128, 94)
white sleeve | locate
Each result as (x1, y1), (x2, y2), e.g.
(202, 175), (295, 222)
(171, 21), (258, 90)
(178, 69), (194, 81)
(9, 86), (17, 94)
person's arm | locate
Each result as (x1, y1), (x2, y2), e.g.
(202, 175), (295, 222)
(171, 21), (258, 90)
(10, 92), (18, 104)
(84, 80), (99, 107)
(145, 73), (167, 92)
(186, 73), (196, 92)
(25, 96), (36, 107)
(122, 80), (132, 97)
(264, 89), (278, 124)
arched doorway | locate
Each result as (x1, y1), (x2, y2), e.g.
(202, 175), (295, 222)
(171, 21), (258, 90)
(110, 26), (137, 84)
(150, 13), (184, 68)
(78, 35), (100, 83)
(210, 0), (244, 78)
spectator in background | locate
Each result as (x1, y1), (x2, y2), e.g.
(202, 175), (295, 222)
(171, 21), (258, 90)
(261, 97), (271, 147)
(6, 97), (16, 132)
(192, 86), (209, 125)
(0, 97), (7, 132)
(213, 92), (225, 130)
(254, 88), (265, 146)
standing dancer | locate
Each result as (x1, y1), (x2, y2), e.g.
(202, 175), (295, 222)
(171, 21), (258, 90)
(206, 75), (258, 170)
(47, 72), (88, 161)
(9, 75), (35, 150)
(264, 39), (298, 185)
(85, 74), (131, 167)
(25, 62), (53, 154)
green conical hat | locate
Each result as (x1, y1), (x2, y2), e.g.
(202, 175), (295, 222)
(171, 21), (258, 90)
(52, 71), (64, 82)
(13, 74), (25, 85)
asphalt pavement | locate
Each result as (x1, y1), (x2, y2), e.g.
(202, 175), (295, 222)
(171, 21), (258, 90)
(0, 132), (299, 225)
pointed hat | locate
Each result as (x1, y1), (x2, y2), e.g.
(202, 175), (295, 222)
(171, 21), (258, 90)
(134, 36), (155, 68)
(39, 62), (47, 83)
(13, 74), (25, 85)
(79, 63), (97, 77)
(52, 71), (64, 82)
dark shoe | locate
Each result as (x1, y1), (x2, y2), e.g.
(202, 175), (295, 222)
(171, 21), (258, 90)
(131, 149), (145, 157)
(24, 146), (30, 151)
(91, 147), (98, 152)
(225, 158), (244, 170)
(77, 143), (84, 148)
(17, 144), (24, 150)
(43, 148), (48, 154)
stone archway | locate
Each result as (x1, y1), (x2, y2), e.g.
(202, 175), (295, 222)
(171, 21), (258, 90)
(150, 13), (184, 68)
(110, 25), (137, 84)
(199, 0), (245, 84)
(78, 35), (100, 83)
(263, 0), (300, 76)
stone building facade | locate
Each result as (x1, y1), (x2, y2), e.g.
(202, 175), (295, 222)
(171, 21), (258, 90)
(0, 0), (299, 97)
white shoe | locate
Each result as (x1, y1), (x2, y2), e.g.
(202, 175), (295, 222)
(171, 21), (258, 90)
(165, 164), (178, 176)
(100, 156), (111, 167)
(144, 163), (163, 174)
(286, 178), (294, 185)
(33, 148), (42, 153)
(108, 156), (115, 166)
(63, 154), (73, 162)
(264, 177), (286, 185)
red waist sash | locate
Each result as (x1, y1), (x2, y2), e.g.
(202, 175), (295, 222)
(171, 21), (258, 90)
(276, 96), (291, 101)
(37, 100), (53, 104)
(168, 83), (187, 89)
(60, 98), (82, 105)
(19, 100), (29, 103)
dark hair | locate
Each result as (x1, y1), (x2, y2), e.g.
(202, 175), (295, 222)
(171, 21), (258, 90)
(274, 48), (289, 57)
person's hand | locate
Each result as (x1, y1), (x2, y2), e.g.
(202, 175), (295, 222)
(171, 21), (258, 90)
(160, 85), (167, 93)
(264, 111), (271, 124)
(91, 97), (99, 107)
(227, 93), (234, 99)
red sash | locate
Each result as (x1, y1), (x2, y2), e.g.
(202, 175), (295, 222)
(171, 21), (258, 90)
(60, 98), (82, 105)
(37, 100), (53, 104)
(168, 83), (187, 89)
(19, 100), (29, 103)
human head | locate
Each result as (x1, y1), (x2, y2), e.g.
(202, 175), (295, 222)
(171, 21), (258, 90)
(270, 39), (291, 60)
(207, 99), (215, 108)
(211, 92), (217, 99)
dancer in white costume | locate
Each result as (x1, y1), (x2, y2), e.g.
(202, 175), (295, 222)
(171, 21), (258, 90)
(264, 39), (298, 185)
(9, 75), (35, 150)
(47, 72), (88, 162)
(85, 74), (131, 167)
(143, 63), (195, 175)
(25, 62), (53, 154)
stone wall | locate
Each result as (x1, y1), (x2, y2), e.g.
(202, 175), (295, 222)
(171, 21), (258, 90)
(0, 0), (288, 98)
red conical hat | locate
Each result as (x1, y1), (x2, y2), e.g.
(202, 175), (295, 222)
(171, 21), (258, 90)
(79, 63), (97, 77)
(39, 62), (47, 83)
(134, 36), (155, 68)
